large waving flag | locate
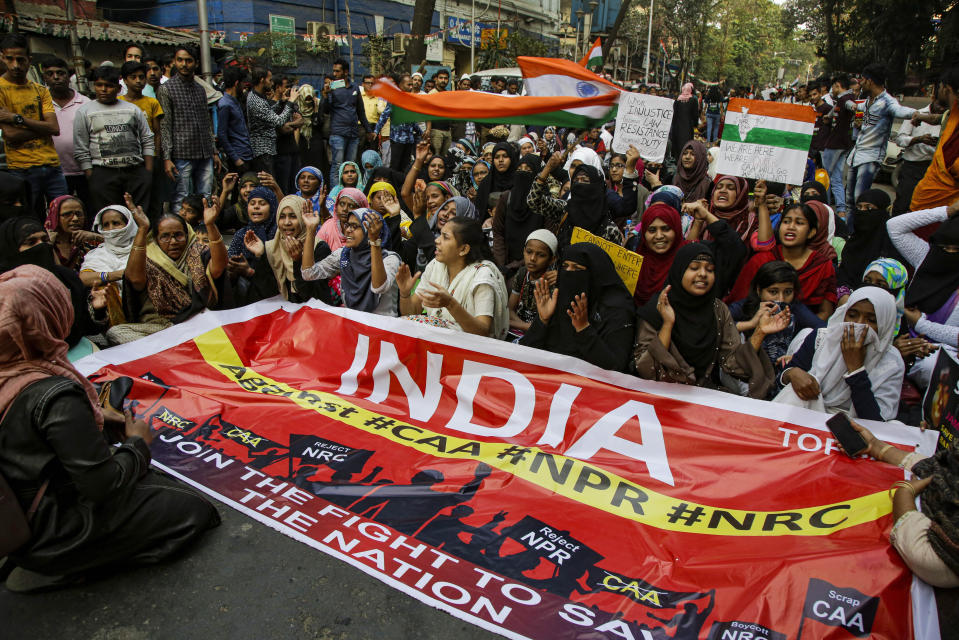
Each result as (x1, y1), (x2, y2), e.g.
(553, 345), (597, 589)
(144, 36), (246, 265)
(518, 56), (620, 123)
(578, 37), (603, 69)
(369, 77), (618, 128)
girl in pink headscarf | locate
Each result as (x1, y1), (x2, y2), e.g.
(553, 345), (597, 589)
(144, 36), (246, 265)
(317, 187), (369, 251)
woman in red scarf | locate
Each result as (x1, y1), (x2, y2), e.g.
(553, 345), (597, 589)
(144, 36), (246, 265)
(727, 203), (837, 319)
(633, 203), (687, 306)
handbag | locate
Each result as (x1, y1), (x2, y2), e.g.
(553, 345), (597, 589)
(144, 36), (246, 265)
(0, 406), (49, 556)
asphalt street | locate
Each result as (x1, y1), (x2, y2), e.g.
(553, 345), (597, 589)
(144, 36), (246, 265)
(0, 501), (499, 640)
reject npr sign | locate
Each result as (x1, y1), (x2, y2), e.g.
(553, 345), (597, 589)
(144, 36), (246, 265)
(611, 92), (674, 163)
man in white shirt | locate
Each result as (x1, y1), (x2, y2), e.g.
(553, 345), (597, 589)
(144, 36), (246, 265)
(893, 99), (945, 213)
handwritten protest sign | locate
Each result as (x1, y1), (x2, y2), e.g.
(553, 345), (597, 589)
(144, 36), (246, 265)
(611, 92), (674, 163)
(715, 98), (816, 184)
(570, 226), (643, 294)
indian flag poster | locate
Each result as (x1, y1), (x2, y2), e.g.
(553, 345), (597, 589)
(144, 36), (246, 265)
(716, 98), (816, 185)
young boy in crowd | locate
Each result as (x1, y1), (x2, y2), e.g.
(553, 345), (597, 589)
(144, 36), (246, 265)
(120, 61), (163, 141)
(73, 65), (154, 212)
(179, 194), (204, 227)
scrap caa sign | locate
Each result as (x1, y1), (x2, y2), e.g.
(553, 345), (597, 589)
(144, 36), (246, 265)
(78, 301), (937, 640)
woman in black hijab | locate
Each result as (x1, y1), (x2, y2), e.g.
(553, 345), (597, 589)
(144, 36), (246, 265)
(475, 142), (517, 219)
(492, 153), (544, 273)
(520, 243), (635, 371)
(528, 160), (624, 249)
(0, 217), (104, 348)
(0, 172), (31, 223)
(837, 188), (903, 290)
(634, 243), (780, 397)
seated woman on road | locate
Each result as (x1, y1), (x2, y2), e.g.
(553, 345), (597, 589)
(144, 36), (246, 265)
(301, 206), (401, 316)
(773, 286), (903, 420)
(294, 165), (327, 219)
(728, 203), (837, 320)
(241, 194), (326, 303)
(0, 265), (219, 592)
(318, 188), (368, 253)
(397, 216), (509, 338)
(841, 419), (959, 588)
(325, 161), (365, 214)
(0, 217), (106, 355)
(888, 198), (959, 390)
(367, 181), (408, 253)
(112, 196), (228, 344)
(632, 203), (688, 307)
(45, 195), (100, 272)
(520, 243), (635, 372)
(634, 243), (781, 398)
(79, 205), (138, 290)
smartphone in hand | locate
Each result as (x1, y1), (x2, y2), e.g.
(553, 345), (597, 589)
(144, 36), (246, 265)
(827, 412), (868, 457)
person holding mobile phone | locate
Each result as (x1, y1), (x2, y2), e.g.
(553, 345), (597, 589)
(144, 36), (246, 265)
(843, 419), (959, 588)
(774, 286), (904, 420)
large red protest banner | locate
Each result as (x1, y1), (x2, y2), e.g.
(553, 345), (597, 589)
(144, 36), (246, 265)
(77, 300), (939, 640)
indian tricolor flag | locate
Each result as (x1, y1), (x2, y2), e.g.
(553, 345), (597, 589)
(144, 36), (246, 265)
(518, 56), (620, 125)
(716, 98), (816, 185)
(369, 72), (618, 128)
(578, 37), (603, 69)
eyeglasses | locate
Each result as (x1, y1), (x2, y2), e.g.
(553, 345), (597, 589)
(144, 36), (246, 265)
(343, 222), (362, 232)
(610, 163), (626, 169)
(157, 232), (186, 243)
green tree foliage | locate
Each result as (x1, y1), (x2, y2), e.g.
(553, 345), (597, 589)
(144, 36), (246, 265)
(476, 29), (551, 69)
(782, 0), (955, 87)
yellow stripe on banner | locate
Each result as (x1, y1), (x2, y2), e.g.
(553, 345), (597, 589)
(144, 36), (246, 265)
(192, 327), (892, 537)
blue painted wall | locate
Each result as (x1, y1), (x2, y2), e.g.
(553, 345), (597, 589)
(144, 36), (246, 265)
(100, 0), (439, 84)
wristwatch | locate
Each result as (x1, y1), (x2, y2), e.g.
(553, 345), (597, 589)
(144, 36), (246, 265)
(369, 239), (382, 247)
(12, 114), (24, 126)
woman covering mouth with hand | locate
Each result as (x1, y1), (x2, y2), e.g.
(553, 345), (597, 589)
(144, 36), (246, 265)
(633, 243), (782, 398)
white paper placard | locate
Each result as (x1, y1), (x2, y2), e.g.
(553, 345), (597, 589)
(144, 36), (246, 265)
(611, 92), (675, 162)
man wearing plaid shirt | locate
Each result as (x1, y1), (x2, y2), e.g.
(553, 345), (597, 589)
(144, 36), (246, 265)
(157, 44), (221, 210)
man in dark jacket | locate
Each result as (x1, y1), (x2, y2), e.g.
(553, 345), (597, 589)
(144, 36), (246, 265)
(322, 58), (369, 185)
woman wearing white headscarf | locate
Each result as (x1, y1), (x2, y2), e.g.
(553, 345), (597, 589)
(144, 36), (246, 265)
(563, 146), (605, 180)
(774, 286), (904, 420)
(79, 205), (138, 289)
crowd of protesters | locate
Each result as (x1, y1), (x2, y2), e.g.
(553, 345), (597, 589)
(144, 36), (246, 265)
(2, 27), (959, 593)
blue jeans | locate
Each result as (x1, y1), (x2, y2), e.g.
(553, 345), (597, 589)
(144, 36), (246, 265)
(172, 158), (214, 210)
(329, 134), (358, 185)
(7, 165), (68, 220)
(705, 113), (721, 143)
(820, 148), (849, 214)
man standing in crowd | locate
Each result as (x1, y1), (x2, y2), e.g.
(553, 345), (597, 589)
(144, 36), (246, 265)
(411, 72), (425, 94)
(246, 66), (298, 175)
(820, 73), (856, 216)
(893, 89), (944, 214)
(427, 69), (452, 158)
(143, 54), (164, 99)
(844, 64), (915, 210)
(360, 74), (385, 159)
(375, 72), (420, 173)
(120, 60), (164, 219)
(157, 44), (219, 209)
(0, 33), (66, 218)
(74, 65), (154, 212)
(323, 58), (368, 185)
(217, 66), (253, 173)
(43, 57), (90, 208)
(119, 44), (143, 97)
